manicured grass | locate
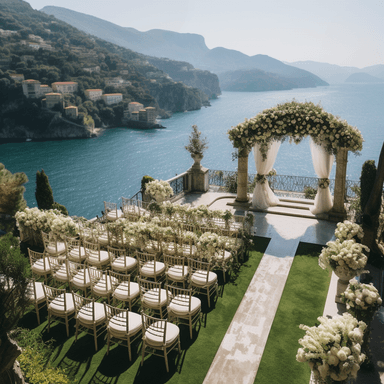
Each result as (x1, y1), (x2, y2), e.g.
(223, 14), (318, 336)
(254, 242), (331, 384)
(18, 236), (270, 384)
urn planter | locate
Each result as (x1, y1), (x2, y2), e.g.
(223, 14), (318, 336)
(334, 269), (357, 304)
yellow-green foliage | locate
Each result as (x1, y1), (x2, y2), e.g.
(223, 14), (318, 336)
(18, 347), (70, 384)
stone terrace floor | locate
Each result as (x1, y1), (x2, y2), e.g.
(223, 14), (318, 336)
(177, 191), (384, 384)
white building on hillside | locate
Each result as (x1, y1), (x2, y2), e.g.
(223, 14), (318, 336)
(51, 81), (78, 94)
(102, 93), (123, 105)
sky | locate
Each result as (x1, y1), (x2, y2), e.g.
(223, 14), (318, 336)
(27, 0), (384, 69)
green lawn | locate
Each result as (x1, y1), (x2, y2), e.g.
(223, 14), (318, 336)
(254, 242), (331, 384)
(19, 236), (270, 384)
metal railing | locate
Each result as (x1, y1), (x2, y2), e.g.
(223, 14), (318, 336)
(209, 169), (359, 199)
(130, 172), (189, 201)
(166, 171), (188, 199)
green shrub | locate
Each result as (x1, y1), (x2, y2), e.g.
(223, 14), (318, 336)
(303, 186), (317, 200)
(360, 160), (376, 213)
(141, 175), (154, 192)
(52, 202), (68, 216)
(14, 329), (71, 384)
(224, 173), (238, 193)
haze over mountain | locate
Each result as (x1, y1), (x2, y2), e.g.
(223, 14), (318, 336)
(345, 72), (384, 83)
(287, 61), (384, 84)
(41, 6), (328, 91)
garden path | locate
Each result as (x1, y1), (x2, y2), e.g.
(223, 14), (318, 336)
(179, 192), (336, 384)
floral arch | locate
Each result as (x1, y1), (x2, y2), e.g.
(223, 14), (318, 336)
(227, 101), (364, 216)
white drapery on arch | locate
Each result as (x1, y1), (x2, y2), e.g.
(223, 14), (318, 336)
(309, 138), (334, 214)
(252, 141), (281, 209)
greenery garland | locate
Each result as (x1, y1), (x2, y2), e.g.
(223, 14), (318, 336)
(227, 100), (364, 159)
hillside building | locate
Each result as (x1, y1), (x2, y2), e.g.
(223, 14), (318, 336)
(22, 79), (41, 98)
(128, 102), (144, 114)
(85, 89), (102, 101)
(10, 74), (25, 82)
(65, 106), (78, 118)
(102, 93), (123, 105)
(44, 93), (63, 109)
(130, 111), (139, 121)
(39, 84), (52, 95)
(51, 81), (78, 94)
(105, 77), (131, 88)
(139, 109), (147, 122)
(145, 107), (156, 124)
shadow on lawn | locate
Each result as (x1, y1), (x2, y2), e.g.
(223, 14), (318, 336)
(132, 324), (201, 384)
(87, 344), (141, 384)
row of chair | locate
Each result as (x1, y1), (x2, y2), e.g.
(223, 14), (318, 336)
(29, 248), (219, 308)
(27, 281), (201, 371)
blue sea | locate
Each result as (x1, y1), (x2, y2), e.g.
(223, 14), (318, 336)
(1, 83), (383, 219)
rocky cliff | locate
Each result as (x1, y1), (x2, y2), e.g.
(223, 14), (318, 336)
(0, 111), (93, 140)
(146, 57), (221, 99)
(148, 82), (203, 113)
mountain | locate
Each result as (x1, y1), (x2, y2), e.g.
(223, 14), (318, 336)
(41, 5), (328, 90)
(345, 72), (384, 83)
(288, 60), (384, 84)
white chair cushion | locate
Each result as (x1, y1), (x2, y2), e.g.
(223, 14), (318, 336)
(106, 209), (124, 221)
(113, 281), (140, 301)
(27, 281), (45, 303)
(145, 321), (179, 347)
(108, 311), (142, 337)
(141, 261), (165, 277)
(142, 288), (168, 307)
(68, 246), (86, 261)
(77, 302), (106, 324)
(169, 295), (201, 316)
(112, 256), (137, 272)
(167, 265), (188, 281)
(71, 269), (91, 288)
(93, 276), (118, 295)
(88, 250), (110, 266)
(31, 258), (52, 274)
(191, 270), (217, 286)
(49, 293), (75, 314)
(98, 233), (109, 245)
(54, 264), (70, 281)
(46, 242), (66, 255)
(215, 250), (232, 261)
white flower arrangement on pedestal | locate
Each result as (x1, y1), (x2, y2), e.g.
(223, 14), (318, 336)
(296, 313), (367, 383)
(341, 281), (382, 322)
(145, 179), (174, 202)
(334, 221), (364, 243)
(318, 239), (369, 276)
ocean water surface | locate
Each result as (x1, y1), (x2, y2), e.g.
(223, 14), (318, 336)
(1, 83), (383, 218)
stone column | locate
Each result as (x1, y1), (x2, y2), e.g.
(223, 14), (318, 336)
(330, 148), (348, 221)
(236, 148), (249, 203)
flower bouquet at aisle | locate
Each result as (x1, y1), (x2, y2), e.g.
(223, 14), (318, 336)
(319, 238), (369, 303)
(296, 313), (367, 383)
(334, 221), (364, 243)
(341, 281), (382, 323)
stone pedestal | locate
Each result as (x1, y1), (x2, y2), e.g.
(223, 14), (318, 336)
(329, 148), (348, 222)
(187, 165), (209, 193)
(236, 152), (249, 203)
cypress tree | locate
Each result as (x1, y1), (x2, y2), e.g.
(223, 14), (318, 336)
(360, 160), (377, 213)
(35, 169), (54, 210)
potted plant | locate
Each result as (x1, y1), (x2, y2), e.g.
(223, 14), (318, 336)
(296, 313), (367, 383)
(318, 239), (369, 303)
(185, 125), (208, 169)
